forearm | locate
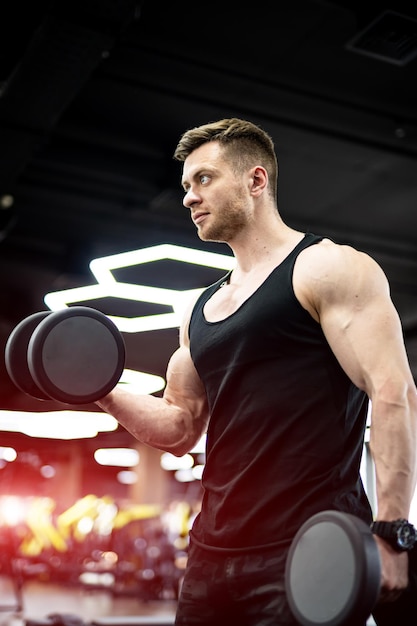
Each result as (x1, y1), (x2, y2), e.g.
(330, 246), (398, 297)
(96, 385), (206, 457)
(369, 384), (417, 520)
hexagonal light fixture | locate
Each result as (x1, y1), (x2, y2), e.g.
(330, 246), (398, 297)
(44, 244), (234, 333)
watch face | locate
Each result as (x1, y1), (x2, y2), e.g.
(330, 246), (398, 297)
(397, 522), (417, 549)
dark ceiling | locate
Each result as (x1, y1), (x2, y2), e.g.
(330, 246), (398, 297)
(1, 1), (417, 446)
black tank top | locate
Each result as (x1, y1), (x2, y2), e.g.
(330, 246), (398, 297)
(188, 233), (372, 552)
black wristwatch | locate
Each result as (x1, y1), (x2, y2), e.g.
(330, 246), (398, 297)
(371, 518), (417, 551)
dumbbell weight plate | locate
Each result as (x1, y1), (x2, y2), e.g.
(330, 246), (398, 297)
(5, 311), (53, 400)
(285, 510), (381, 626)
(27, 306), (126, 404)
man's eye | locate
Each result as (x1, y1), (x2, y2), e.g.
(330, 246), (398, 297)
(200, 175), (210, 185)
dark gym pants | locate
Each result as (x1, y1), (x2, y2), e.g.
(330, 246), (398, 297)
(174, 540), (369, 626)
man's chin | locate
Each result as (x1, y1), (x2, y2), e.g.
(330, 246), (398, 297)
(197, 225), (226, 244)
(198, 232), (225, 244)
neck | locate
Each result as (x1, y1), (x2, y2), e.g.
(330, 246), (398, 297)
(226, 220), (304, 274)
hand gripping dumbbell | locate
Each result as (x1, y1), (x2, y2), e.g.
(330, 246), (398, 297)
(285, 509), (417, 626)
(285, 510), (381, 626)
(5, 306), (125, 404)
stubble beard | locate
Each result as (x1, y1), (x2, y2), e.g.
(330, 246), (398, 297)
(197, 196), (248, 244)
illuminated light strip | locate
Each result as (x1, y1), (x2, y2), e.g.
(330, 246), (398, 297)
(0, 411), (119, 440)
(44, 283), (111, 311)
(94, 448), (140, 467)
(0, 446), (17, 461)
(45, 282), (193, 312)
(119, 369), (165, 394)
(89, 243), (235, 284)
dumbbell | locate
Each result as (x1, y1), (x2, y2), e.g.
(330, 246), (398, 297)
(5, 306), (126, 404)
(285, 510), (381, 626)
(284, 510), (417, 625)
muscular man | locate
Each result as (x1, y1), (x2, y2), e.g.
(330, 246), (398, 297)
(97, 118), (417, 625)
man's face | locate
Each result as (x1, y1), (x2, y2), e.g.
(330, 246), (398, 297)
(181, 142), (251, 243)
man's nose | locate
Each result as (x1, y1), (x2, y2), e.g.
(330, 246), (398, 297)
(183, 188), (200, 209)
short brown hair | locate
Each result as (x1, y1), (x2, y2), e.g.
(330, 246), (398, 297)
(173, 118), (278, 199)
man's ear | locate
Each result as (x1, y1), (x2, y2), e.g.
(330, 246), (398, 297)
(250, 165), (268, 196)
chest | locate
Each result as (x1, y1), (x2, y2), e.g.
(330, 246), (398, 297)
(203, 273), (273, 323)
(190, 263), (328, 388)
(203, 283), (247, 322)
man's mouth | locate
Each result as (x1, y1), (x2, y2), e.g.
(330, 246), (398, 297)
(192, 211), (209, 225)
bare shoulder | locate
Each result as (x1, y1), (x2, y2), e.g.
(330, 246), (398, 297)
(294, 238), (390, 317)
(297, 237), (388, 284)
